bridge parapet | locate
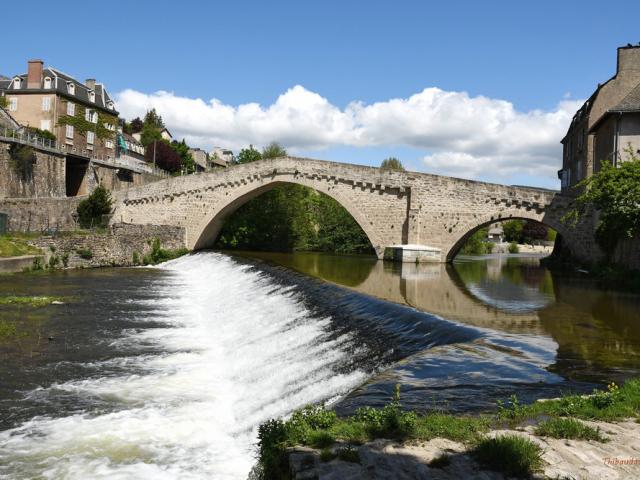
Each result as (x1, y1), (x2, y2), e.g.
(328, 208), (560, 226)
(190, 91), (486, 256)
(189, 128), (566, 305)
(111, 156), (597, 263)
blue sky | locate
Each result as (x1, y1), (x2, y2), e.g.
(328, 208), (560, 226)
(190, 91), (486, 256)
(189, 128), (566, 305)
(5, 0), (640, 188)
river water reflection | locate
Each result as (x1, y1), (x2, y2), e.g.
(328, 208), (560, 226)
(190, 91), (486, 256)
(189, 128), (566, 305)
(232, 251), (640, 410)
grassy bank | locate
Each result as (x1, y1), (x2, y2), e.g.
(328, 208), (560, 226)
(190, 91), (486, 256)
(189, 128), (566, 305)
(0, 234), (42, 257)
(256, 379), (640, 479)
(0, 295), (64, 307)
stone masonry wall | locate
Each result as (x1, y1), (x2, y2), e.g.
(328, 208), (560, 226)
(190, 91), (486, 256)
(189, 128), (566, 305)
(112, 156), (600, 264)
(29, 223), (186, 269)
(0, 140), (66, 198)
(0, 197), (80, 232)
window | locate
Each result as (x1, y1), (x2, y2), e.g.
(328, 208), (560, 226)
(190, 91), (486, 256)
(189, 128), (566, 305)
(66, 125), (74, 139)
(40, 120), (51, 132)
(13, 78), (21, 89)
(88, 90), (95, 102)
(8, 97), (17, 112)
(87, 131), (95, 145)
(107, 101), (114, 110)
(85, 110), (97, 123)
(67, 82), (75, 95)
(42, 97), (51, 112)
(105, 140), (114, 149)
(67, 102), (75, 115)
(44, 77), (52, 89)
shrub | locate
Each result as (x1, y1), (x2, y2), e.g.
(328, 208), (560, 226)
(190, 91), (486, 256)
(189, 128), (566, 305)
(77, 185), (113, 229)
(48, 255), (60, 269)
(319, 448), (336, 462)
(473, 435), (544, 478)
(336, 445), (360, 463)
(61, 252), (69, 268)
(8, 144), (36, 182)
(76, 248), (93, 260)
(132, 251), (141, 265)
(535, 417), (605, 442)
(257, 419), (288, 480)
(142, 238), (189, 265)
(508, 241), (519, 254)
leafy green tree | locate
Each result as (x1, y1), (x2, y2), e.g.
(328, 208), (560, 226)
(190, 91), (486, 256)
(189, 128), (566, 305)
(460, 227), (493, 255)
(171, 139), (196, 174)
(143, 108), (164, 129)
(140, 122), (162, 147)
(262, 142), (287, 159)
(77, 185), (113, 229)
(130, 117), (144, 133)
(564, 146), (640, 254)
(0, 95), (8, 109)
(502, 220), (524, 243)
(236, 145), (262, 164)
(380, 157), (405, 172)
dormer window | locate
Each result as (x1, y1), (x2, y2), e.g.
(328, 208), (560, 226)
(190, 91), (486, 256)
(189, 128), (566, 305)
(67, 82), (75, 95)
(88, 90), (95, 102)
(44, 77), (52, 89)
(13, 78), (22, 89)
(107, 101), (114, 110)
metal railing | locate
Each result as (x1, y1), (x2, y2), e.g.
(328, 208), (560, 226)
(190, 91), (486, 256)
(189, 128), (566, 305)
(0, 127), (169, 178)
(0, 126), (58, 152)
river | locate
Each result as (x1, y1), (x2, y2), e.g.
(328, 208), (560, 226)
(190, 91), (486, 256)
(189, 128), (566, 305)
(0, 251), (638, 478)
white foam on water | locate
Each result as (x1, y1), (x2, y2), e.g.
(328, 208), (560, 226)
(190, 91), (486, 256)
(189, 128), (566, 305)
(0, 252), (368, 479)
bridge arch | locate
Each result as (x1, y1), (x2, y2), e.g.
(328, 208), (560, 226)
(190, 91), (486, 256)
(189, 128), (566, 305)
(445, 209), (569, 261)
(191, 176), (385, 256)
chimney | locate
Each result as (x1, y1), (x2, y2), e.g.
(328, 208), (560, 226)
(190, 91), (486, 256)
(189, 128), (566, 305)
(27, 59), (43, 88)
(617, 45), (640, 75)
(85, 78), (96, 90)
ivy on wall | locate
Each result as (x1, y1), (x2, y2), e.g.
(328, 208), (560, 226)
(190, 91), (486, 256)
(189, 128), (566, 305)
(8, 144), (36, 182)
(57, 102), (117, 141)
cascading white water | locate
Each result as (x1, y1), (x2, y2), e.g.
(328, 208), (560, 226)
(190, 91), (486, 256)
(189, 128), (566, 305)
(0, 253), (369, 479)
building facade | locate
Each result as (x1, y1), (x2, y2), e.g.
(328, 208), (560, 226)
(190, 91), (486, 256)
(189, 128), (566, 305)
(559, 45), (640, 193)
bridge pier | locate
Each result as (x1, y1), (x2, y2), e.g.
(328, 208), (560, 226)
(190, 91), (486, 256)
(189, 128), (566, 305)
(385, 244), (443, 263)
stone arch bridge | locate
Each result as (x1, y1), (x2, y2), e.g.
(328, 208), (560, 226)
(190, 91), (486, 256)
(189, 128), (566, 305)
(111, 157), (598, 262)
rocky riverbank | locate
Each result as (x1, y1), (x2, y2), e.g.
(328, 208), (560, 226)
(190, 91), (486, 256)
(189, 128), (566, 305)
(286, 419), (640, 479)
(0, 223), (187, 272)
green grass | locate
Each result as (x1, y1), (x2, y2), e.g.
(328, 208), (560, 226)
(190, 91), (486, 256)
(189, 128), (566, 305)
(0, 235), (42, 257)
(498, 380), (640, 423)
(0, 295), (64, 307)
(535, 418), (606, 442)
(472, 434), (544, 478)
(256, 379), (640, 479)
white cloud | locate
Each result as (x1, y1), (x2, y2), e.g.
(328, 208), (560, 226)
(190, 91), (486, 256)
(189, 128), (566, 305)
(114, 86), (582, 181)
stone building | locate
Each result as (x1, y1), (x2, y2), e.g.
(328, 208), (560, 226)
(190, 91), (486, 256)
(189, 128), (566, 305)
(559, 45), (640, 193)
(189, 147), (209, 171)
(209, 146), (234, 167)
(0, 60), (163, 198)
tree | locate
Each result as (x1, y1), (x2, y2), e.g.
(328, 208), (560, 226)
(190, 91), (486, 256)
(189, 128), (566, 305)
(77, 185), (113, 229)
(236, 145), (262, 164)
(564, 145), (640, 254)
(171, 139), (196, 174)
(130, 117), (144, 134)
(502, 220), (524, 243)
(262, 142), (287, 159)
(143, 108), (164, 129)
(522, 221), (548, 243)
(144, 140), (181, 172)
(380, 157), (405, 172)
(140, 122), (162, 147)
(0, 95), (8, 109)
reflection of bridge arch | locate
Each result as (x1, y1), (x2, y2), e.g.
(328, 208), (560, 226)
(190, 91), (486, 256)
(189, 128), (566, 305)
(352, 261), (545, 333)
